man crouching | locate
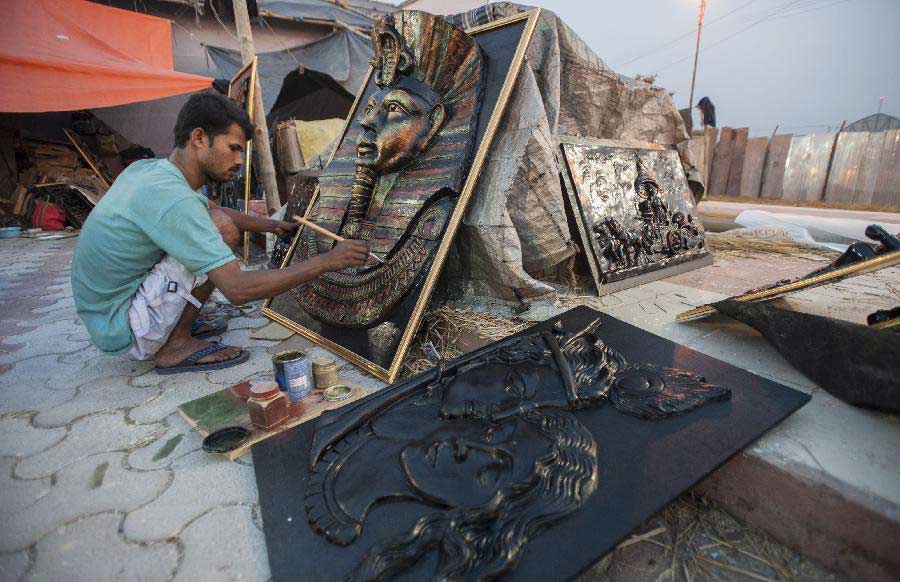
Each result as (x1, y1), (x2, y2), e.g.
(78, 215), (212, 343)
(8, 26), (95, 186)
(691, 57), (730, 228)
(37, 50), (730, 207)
(71, 92), (368, 373)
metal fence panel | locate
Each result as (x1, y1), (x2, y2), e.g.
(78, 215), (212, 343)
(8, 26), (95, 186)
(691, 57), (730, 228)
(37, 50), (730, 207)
(708, 127), (734, 196)
(782, 133), (835, 201)
(872, 129), (900, 207)
(760, 134), (792, 199)
(824, 132), (870, 204)
(853, 131), (887, 205)
(726, 128), (749, 195)
(739, 137), (768, 198)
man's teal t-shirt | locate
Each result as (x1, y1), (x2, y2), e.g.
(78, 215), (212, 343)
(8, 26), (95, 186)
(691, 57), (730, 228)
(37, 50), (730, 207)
(71, 159), (235, 354)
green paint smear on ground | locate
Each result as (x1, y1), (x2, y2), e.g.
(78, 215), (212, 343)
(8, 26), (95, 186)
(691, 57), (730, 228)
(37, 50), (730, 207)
(153, 434), (184, 462)
(178, 391), (246, 434)
(89, 461), (109, 489)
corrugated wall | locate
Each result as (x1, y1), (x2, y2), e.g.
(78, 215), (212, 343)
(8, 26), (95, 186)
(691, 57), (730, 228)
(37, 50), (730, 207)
(782, 132), (835, 201)
(708, 127), (900, 207)
(739, 137), (768, 198)
(872, 130), (900, 207)
(760, 134), (792, 200)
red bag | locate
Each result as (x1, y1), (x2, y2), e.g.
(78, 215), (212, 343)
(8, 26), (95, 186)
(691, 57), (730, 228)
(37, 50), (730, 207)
(31, 199), (66, 231)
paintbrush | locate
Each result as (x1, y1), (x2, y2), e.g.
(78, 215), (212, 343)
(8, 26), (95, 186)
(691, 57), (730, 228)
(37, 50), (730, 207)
(292, 215), (384, 264)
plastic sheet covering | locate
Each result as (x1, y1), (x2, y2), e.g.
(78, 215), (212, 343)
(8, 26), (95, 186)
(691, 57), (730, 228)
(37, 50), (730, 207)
(206, 29), (373, 114)
(0, 0), (212, 113)
(733, 209), (900, 252)
(259, 0), (375, 29)
(441, 3), (700, 301)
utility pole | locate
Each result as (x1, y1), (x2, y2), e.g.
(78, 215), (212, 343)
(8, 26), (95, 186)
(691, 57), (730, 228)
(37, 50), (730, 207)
(232, 0), (280, 214)
(688, 0), (707, 113)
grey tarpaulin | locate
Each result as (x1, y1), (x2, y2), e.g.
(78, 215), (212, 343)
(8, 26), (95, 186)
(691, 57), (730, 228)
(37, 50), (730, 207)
(259, 0), (375, 29)
(206, 28), (373, 115)
(439, 3), (702, 302)
(91, 93), (191, 157)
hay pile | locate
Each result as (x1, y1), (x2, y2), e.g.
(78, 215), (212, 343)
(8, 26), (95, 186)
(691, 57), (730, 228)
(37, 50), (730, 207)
(400, 306), (529, 379)
(706, 234), (837, 260)
(585, 493), (841, 581)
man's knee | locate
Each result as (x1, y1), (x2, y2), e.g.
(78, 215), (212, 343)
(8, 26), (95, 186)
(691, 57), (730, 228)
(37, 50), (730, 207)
(209, 209), (240, 249)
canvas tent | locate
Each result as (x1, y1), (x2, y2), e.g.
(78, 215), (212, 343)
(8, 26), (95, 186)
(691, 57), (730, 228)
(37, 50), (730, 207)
(206, 28), (372, 116)
(0, 0), (212, 113)
(259, 0), (378, 28)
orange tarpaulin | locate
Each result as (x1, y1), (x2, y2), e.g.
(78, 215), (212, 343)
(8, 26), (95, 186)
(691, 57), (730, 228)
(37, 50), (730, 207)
(0, 0), (212, 113)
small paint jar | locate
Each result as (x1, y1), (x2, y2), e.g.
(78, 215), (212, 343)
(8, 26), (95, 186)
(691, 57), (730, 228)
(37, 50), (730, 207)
(311, 358), (339, 390)
(247, 381), (288, 430)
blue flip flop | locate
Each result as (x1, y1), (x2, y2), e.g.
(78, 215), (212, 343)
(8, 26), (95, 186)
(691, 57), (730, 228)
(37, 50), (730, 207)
(155, 342), (249, 375)
(191, 318), (229, 340)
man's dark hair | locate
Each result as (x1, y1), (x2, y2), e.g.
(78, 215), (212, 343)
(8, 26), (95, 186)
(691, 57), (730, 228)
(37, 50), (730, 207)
(173, 91), (254, 148)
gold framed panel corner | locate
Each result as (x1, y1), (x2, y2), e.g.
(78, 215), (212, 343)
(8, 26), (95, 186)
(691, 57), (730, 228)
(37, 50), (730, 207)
(228, 57), (258, 262)
(261, 9), (542, 383)
(63, 128), (112, 189)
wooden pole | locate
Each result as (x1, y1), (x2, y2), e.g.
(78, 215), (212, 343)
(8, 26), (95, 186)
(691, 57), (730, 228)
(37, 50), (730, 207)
(688, 0), (707, 112)
(231, 0), (280, 214)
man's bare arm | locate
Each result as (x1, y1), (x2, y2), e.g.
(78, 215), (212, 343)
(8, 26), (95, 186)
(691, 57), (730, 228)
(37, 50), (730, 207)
(208, 199), (296, 235)
(206, 239), (370, 305)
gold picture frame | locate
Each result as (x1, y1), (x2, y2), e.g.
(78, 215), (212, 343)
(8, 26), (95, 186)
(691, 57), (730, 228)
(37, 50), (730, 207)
(261, 9), (542, 382)
(227, 57), (257, 262)
(676, 250), (900, 321)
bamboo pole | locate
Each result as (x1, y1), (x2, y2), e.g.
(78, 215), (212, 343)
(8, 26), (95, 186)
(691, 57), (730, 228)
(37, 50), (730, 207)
(231, 0), (280, 214)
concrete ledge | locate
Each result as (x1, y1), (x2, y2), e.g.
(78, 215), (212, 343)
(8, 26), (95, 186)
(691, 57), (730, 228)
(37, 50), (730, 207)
(697, 452), (900, 581)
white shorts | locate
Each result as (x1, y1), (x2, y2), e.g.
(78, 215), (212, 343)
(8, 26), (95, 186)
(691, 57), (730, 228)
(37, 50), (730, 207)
(127, 256), (207, 360)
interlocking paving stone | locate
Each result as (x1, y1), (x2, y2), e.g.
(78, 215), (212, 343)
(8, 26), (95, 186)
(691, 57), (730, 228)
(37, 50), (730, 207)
(127, 414), (201, 471)
(60, 356), (155, 391)
(123, 450), (257, 542)
(0, 416), (66, 458)
(1, 452), (170, 553)
(31, 296), (77, 314)
(0, 549), (30, 581)
(0, 457), (51, 515)
(14, 412), (164, 480)
(174, 505), (270, 582)
(33, 375), (160, 428)
(29, 513), (178, 582)
(0, 354), (83, 388)
(58, 344), (104, 366)
(0, 319), (89, 359)
(0, 378), (77, 416)
(204, 347), (277, 386)
(128, 374), (223, 425)
(218, 327), (280, 351)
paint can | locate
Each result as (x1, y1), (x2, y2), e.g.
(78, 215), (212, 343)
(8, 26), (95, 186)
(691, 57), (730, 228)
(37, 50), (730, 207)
(272, 350), (312, 402)
(311, 357), (339, 390)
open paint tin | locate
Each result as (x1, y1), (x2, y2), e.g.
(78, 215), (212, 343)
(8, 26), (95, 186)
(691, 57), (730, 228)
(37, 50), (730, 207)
(202, 426), (251, 454)
(322, 384), (352, 402)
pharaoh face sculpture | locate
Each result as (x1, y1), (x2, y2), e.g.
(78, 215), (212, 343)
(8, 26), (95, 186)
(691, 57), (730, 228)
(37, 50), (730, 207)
(356, 78), (445, 175)
(291, 12), (484, 328)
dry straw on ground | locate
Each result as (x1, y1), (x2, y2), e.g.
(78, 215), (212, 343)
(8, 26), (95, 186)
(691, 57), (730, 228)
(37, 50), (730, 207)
(400, 306), (529, 379)
(706, 234), (837, 260)
(580, 493), (842, 582)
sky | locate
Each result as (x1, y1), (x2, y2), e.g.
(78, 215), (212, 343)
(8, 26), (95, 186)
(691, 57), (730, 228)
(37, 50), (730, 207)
(387, 0), (900, 136)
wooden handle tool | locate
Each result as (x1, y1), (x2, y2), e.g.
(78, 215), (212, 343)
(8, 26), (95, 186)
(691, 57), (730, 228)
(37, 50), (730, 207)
(292, 215), (384, 264)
